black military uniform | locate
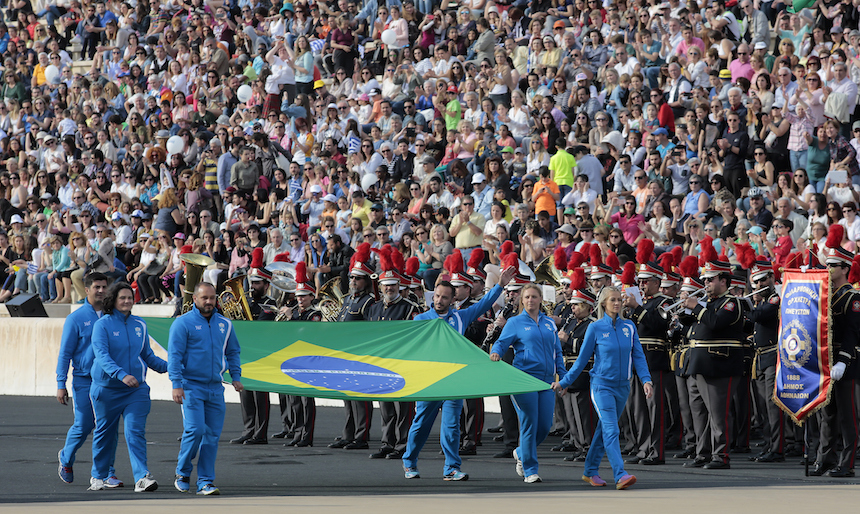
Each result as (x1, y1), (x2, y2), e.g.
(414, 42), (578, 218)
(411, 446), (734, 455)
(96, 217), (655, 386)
(680, 288), (746, 468)
(747, 285), (784, 460)
(560, 313), (596, 459)
(281, 305), (322, 447)
(458, 294), (493, 454)
(814, 282), (860, 475)
(628, 292), (673, 464)
(366, 294), (420, 458)
(329, 291), (376, 449)
(234, 286), (278, 444)
(485, 294), (522, 458)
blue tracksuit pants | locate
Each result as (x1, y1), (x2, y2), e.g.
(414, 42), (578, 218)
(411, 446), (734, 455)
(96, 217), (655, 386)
(176, 385), (226, 490)
(60, 376), (96, 467)
(512, 388), (556, 477)
(585, 381), (631, 482)
(90, 384), (152, 482)
(402, 399), (463, 475)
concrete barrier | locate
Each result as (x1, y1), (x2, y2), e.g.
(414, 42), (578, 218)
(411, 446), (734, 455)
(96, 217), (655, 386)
(0, 317), (502, 412)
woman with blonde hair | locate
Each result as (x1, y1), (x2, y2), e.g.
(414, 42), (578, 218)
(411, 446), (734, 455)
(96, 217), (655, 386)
(552, 287), (651, 490)
(526, 137), (551, 175)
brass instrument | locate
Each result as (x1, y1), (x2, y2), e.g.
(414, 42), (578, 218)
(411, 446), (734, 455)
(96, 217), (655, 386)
(220, 275), (253, 320)
(370, 273), (380, 301)
(179, 253), (216, 314)
(317, 276), (344, 322)
(658, 289), (707, 319)
(534, 255), (563, 314)
(743, 286), (774, 299)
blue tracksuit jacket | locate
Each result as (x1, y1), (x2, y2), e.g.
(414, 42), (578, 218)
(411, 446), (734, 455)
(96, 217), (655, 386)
(492, 311), (566, 383)
(557, 315), (652, 389)
(56, 300), (101, 388)
(414, 284), (503, 332)
(91, 311), (168, 387)
(168, 305), (242, 388)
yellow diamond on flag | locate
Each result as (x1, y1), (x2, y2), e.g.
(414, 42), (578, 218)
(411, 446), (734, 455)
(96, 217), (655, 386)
(241, 340), (466, 399)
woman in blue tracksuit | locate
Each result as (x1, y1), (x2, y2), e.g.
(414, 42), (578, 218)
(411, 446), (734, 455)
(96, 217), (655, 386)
(89, 282), (167, 492)
(491, 283), (566, 483)
(552, 287), (653, 490)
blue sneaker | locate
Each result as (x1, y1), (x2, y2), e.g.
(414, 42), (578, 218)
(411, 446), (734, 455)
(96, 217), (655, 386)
(197, 483), (220, 495)
(104, 475), (124, 488)
(443, 470), (469, 481)
(404, 467), (420, 479)
(58, 450), (73, 483)
(174, 474), (190, 493)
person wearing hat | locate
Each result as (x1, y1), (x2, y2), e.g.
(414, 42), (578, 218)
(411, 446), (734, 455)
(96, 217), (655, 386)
(812, 241), (860, 477)
(277, 262), (321, 447)
(745, 259), (785, 463)
(556, 270), (597, 461)
(328, 243), (377, 451)
(433, 83), (462, 132)
(679, 258), (746, 469)
(366, 248), (421, 460)
(624, 258), (673, 466)
(404, 265), (517, 481)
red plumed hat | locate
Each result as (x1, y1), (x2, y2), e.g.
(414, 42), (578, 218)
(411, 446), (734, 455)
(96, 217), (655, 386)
(180, 244), (193, 254)
(273, 252), (292, 263)
(679, 255), (699, 278)
(467, 248), (486, 280)
(605, 251), (620, 272)
(405, 256), (419, 276)
(350, 242), (374, 276)
(826, 224), (845, 249)
(569, 267), (586, 290)
(294, 261), (316, 295)
(849, 255), (860, 284)
(636, 239), (654, 265)
(250, 247), (265, 269)
(503, 252), (519, 271)
(444, 249), (464, 274)
(589, 243), (603, 267)
(699, 235), (718, 266)
(389, 246), (405, 274)
(553, 246), (568, 272)
(670, 245), (684, 266)
(657, 252), (675, 272)
(568, 251), (586, 269)
(620, 261), (636, 285)
(580, 242), (592, 260)
(372, 246), (394, 272)
(500, 240), (515, 259)
(735, 242), (757, 270)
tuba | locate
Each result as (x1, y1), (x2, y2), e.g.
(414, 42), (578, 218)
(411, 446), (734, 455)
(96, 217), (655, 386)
(220, 275), (253, 320)
(317, 276), (344, 322)
(180, 253), (216, 314)
(534, 255), (564, 314)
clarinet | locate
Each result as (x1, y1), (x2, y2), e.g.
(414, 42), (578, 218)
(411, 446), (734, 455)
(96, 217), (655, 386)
(481, 300), (517, 352)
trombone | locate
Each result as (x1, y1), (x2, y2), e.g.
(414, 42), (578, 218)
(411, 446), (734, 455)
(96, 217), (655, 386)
(658, 289), (707, 319)
(741, 287), (773, 299)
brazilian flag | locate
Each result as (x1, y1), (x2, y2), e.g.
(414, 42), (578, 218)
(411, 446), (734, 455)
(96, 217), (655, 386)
(145, 318), (550, 401)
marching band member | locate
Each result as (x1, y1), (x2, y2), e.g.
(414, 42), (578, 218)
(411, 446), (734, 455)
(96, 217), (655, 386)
(279, 262), (322, 448)
(672, 258), (704, 461)
(727, 273), (753, 455)
(744, 255), (786, 463)
(812, 228), (860, 477)
(657, 250), (684, 450)
(367, 247), (420, 460)
(491, 283), (566, 484)
(552, 287), (652, 490)
(329, 242), (377, 451)
(625, 243), (672, 466)
(679, 247), (746, 470)
(557, 268), (597, 462)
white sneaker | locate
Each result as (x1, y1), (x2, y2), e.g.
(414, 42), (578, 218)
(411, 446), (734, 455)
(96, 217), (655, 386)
(134, 474), (158, 492)
(70, 35), (82, 44)
(88, 478), (105, 491)
(513, 448), (524, 477)
(524, 474), (542, 483)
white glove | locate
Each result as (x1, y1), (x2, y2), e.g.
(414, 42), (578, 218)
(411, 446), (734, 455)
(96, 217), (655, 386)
(831, 362), (847, 381)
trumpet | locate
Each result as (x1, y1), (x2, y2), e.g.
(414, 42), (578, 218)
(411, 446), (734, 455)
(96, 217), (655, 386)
(742, 286), (773, 299)
(658, 289), (707, 319)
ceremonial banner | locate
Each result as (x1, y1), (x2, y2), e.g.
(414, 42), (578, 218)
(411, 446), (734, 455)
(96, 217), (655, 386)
(773, 270), (833, 424)
(145, 318), (550, 401)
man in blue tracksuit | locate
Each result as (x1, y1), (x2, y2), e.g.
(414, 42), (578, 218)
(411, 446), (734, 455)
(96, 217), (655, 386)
(89, 283), (167, 492)
(403, 266), (516, 480)
(56, 273), (121, 487)
(169, 282), (243, 496)
(553, 288), (652, 490)
(491, 284), (566, 483)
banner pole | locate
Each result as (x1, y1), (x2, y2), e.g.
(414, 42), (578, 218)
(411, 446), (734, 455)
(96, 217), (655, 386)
(803, 421), (809, 477)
